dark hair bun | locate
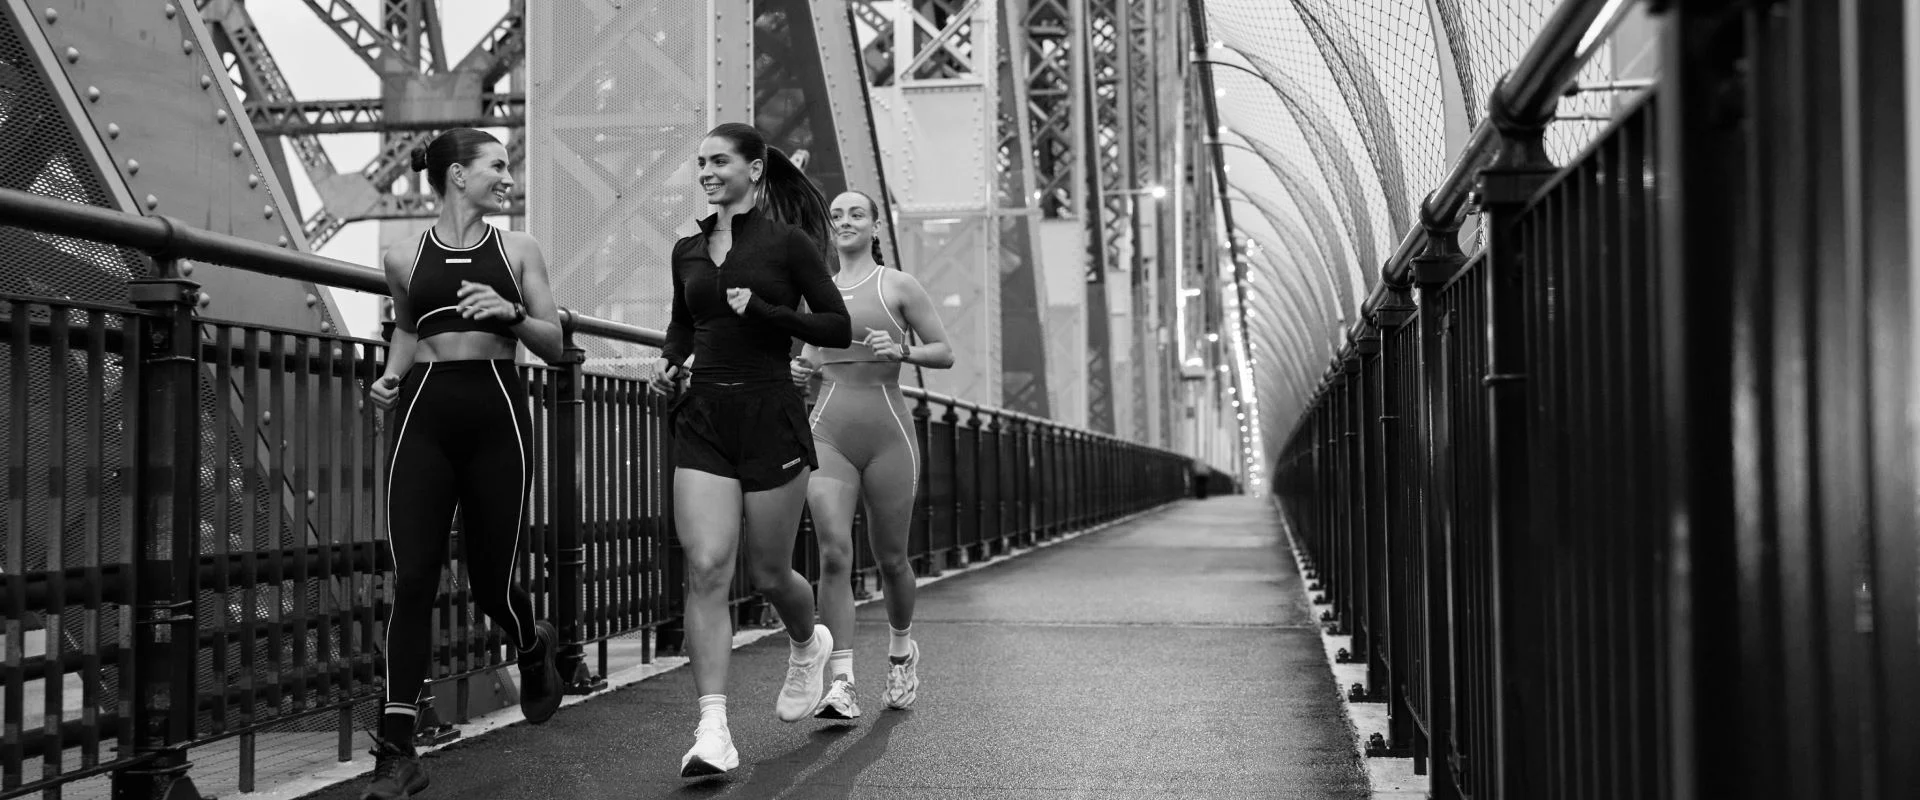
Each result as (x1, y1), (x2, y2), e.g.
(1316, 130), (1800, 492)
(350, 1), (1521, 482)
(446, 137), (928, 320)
(409, 146), (430, 172)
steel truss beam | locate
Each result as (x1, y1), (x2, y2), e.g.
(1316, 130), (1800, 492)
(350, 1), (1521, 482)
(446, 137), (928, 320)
(249, 94), (524, 136)
(1023, 0), (1075, 217)
(205, 1), (528, 249)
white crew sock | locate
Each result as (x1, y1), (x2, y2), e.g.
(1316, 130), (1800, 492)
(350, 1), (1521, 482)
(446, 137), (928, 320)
(829, 649), (854, 684)
(888, 626), (913, 659)
(698, 694), (727, 728)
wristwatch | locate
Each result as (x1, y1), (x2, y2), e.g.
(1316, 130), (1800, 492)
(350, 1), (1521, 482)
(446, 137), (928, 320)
(508, 302), (528, 325)
(899, 342), (912, 363)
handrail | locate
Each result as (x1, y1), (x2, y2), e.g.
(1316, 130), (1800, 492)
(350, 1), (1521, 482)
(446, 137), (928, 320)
(0, 187), (1155, 445)
(1360, 0), (1642, 318)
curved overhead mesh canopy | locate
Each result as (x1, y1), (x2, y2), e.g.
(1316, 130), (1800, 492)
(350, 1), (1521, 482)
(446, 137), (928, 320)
(1199, 0), (1615, 458)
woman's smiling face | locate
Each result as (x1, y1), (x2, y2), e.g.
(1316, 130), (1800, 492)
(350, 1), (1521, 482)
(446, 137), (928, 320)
(696, 136), (761, 206)
(828, 192), (880, 253)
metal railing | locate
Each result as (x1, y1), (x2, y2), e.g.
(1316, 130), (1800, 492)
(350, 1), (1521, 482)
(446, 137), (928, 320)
(1275, 1), (1657, 797)
(1275, 0), (1920, 798)
(0, 187), (1201, 799)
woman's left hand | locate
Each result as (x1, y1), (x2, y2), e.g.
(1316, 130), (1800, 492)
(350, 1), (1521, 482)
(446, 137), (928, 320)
(725, 287), (752, 317)
(456, 281), (518, 320)
(864, 328), (905, 361)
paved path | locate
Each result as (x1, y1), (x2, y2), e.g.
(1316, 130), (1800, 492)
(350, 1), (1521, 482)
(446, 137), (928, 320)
(305, 497), (1368, 799)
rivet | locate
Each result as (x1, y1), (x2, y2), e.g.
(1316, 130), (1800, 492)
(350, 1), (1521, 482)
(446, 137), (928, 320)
(305, 293), (319, 307)
(126, 159), (140, 175)
(246, 173), (259, 187)
(263, 205), (275, 219)
(262, 411), (272, 425)
(306, 490), (317, 504)
(107, 123), (120, 139)
(215, 109), (228, 124)
(195, 291), (211, 309)
(320, 321), (334, 333)
(235, 144), (247, 158)
(86, 86), (99, 102)
(183, 39), (194, 55)
(180, 262), (194, 277)
(278, 236), (290, 247)
(163, 3), (176, 18)
(144, 194), (158, 210)
(43, 8), (57, 24)
(332, 346), (343, 359)
(200, 75), (212, 89)
(64, 46), (78, 63)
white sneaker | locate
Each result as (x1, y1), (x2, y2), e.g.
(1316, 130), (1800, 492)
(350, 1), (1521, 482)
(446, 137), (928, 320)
(775, 626), (833, 722)
(884, 640), (919, 709)
(679, 720), (738, 777)
(814, 677), (862, 720)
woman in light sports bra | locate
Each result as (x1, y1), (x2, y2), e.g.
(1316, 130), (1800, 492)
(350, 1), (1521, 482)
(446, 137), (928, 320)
(790, 190), (953, 719)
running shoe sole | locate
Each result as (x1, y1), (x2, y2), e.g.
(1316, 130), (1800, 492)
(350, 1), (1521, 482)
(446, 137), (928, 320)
(680, 757), (730, 778)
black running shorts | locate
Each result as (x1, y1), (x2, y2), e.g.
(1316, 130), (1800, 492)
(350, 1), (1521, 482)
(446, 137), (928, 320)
(670, 381), (816, 492)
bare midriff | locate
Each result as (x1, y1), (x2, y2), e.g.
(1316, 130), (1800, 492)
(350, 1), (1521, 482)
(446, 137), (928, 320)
(417, 330), (517, 362)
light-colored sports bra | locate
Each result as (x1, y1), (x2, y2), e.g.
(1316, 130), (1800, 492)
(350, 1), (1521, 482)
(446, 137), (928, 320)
(815, 265), (907, 365)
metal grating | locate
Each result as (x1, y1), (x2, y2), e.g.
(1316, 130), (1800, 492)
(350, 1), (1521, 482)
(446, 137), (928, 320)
(526, 0), (711, 376)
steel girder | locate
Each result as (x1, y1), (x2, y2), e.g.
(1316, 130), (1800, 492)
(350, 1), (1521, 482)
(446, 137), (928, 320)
(204, 0), (528, 249)
(1023, 0), (1075, 217)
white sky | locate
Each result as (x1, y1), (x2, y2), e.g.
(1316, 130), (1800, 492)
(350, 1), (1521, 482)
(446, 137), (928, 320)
(243, 0), (509, 337)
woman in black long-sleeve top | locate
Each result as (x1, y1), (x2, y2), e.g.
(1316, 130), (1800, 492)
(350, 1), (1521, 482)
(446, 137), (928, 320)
(648, 122), (852, 778)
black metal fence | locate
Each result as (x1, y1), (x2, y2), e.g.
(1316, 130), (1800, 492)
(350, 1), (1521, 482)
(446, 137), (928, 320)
(0, 190), (1198, 799)
(1274, 1), (1920, 799)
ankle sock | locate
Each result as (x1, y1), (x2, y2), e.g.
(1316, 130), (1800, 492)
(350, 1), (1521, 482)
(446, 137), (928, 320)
(829, 649), (854, 684)
(789, 629), (816, 653)
(698, 694), (728, 727)
(888, 626), (913, 659)
(379, 702), (418, 753)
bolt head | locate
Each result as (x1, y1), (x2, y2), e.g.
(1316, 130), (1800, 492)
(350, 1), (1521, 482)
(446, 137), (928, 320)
(86, 86), (99, 102)
(200, 75), (212, 89)
(143, 194), (158, 210)
(64, 46), (78, 63)
(182, 40), (194, 55)
(263, 205), (275, 219)
(164, 4), (176, 18)
(195, 292), (211, 309)
(320, 321), (334, 333)
(306, 490), (317, 504)
(107, 123), (120, 139)
(43, 8), (57, 24)
(305, 293), (319, 306)
(279, 236), (291, 248)
(179, 262), (194, 277)
(262, 411), (272, 425)
(126, 159), (140, 175)
(235, 144), (247, 158)
(215, 109), (228, 124)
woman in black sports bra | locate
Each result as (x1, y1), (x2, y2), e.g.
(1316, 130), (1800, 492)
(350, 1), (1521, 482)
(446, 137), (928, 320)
(649, 123), (852, 777)
(359, 128), (567, 800)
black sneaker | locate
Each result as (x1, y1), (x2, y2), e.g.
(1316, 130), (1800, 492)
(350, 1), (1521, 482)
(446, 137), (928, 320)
(518, 620), (563, 724)
(361, 736), (428, 799)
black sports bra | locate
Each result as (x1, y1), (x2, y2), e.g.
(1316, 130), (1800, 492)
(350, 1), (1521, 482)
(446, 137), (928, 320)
(403, 225), (524, 340)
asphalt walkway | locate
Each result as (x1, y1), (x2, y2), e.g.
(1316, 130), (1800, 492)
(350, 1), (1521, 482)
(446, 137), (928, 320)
(304, 496), (1368, 799)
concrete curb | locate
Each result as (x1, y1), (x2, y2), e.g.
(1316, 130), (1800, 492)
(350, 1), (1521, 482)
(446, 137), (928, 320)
(260, 503), (1179, 799)
(1276, 512), (1429, 800)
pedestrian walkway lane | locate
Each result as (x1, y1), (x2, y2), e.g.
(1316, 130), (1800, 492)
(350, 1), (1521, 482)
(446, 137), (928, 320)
(305, 497), (1367, 799)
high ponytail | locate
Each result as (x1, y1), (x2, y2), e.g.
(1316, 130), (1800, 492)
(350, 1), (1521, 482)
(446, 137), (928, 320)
(705, 123), (833, 264)
(758, 146), (833, 265)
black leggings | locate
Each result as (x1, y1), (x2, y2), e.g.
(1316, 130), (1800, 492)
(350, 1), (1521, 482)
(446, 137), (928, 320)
(383, 359), (538, 708)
